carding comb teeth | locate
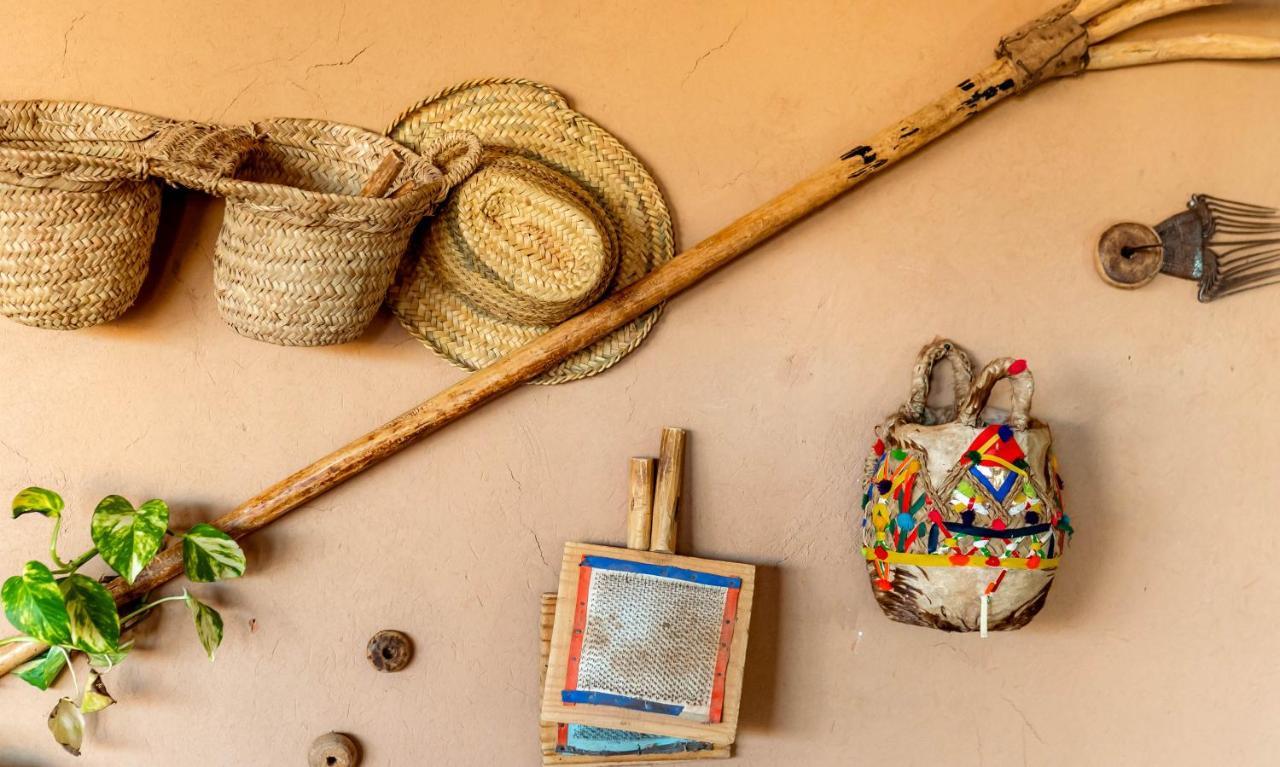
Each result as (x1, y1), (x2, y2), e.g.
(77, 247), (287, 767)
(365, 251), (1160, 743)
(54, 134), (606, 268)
(1097, 194), (1280, 302)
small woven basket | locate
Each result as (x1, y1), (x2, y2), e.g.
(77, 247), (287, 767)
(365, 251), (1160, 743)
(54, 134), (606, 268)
(0, 101), (254, 330)
(211, 119), (479, 346)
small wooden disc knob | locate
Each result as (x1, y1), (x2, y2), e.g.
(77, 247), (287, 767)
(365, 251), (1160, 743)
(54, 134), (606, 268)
(367, 630), (413, 672)
(1097, 222), (1163, 289)
(309, 732), (360, 767)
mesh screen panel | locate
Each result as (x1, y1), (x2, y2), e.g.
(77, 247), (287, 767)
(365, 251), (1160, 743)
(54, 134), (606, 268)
(576, 568), (728, 712)
(560, 724), (712, 756)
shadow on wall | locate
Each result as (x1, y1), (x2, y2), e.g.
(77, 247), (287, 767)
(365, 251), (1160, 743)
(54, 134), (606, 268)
(117, 187), (215, 328)
(1023, 364), (1110, 631)
(738, 562), (779, 731)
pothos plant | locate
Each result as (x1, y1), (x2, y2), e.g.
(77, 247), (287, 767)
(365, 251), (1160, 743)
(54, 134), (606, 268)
(1, 487), (247, 756)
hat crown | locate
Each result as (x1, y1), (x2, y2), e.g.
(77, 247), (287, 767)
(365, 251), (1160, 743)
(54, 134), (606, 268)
(433, 154), (619, 326)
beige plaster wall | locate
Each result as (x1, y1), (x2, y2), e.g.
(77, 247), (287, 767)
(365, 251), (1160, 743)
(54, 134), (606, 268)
(1, 1), (1278, 764)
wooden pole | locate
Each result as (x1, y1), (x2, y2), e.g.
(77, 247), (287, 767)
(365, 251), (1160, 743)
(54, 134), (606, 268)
(649, 427), (686, 554)
(3, 2), (1278, 678)
(1089, 34), (1280, 69)
(625, 457), (656, 551)
(1086, 0), (1231, 43)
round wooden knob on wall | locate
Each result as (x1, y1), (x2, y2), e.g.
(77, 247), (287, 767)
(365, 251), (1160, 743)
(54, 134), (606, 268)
(1096, 222), (1164, 289)
(367, 630), (413, 672)
(308, 732), (360, 767)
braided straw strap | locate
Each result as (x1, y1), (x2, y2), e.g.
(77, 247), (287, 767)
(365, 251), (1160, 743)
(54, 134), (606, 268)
(899, 337), (975, 425)
(211, 118), (480, 346)
(958, 357), (1035, 430)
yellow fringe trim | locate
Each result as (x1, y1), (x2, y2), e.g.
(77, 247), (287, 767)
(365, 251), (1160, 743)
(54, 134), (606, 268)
(862, 547), (1060, 570)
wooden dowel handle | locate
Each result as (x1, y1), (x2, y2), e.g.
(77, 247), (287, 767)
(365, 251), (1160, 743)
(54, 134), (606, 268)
(649, 427), (686, 554)
(626, 457), (656, 550)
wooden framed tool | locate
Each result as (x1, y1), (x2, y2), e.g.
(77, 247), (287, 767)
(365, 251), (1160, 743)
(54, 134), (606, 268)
(540, 428), (754, 750)
(539, 594), (730, 765)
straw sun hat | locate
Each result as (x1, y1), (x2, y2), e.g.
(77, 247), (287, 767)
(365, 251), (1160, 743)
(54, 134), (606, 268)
(386, 79), (674, 384)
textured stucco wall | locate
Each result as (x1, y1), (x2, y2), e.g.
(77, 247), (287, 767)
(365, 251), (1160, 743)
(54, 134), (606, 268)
(1, 1), (1278, 764)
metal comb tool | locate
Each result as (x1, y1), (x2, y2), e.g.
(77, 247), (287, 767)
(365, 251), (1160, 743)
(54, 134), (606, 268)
(1097, 194), (1280, 302)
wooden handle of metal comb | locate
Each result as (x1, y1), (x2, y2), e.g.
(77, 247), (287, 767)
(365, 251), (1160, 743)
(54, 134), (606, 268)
(650, 427), (686, 554)
(626, 457), (656, 550)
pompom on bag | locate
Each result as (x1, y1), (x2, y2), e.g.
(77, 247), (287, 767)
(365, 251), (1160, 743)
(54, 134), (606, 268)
(857, 339), (1073, 634)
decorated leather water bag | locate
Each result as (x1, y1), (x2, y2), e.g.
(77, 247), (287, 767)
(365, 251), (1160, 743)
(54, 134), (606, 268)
(857, 339), (1072, 633)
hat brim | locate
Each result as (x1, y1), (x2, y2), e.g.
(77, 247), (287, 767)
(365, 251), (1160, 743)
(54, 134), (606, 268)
(386, 79), (673, 385)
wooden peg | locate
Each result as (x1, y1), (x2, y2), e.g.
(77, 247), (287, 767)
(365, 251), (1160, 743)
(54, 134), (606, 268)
(650, 427), (686, 554)
(626, 457), (656, 550)
(359, 153), (404, 197)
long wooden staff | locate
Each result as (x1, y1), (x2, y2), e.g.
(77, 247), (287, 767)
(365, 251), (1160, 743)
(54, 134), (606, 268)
(2, 0), (1277, 677)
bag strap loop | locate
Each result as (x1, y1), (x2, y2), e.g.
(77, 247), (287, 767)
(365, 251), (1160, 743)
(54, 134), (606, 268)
(899, 337), (974, 424)
(957, 357), (1035, 430)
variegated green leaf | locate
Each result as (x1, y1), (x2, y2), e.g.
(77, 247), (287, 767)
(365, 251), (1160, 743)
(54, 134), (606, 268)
(2, 561), (71, 644)
(87, 641), (132, 672)
(48, 696), (84, 756)
(181, 524), (245, 583)
(184, 591), (223, 661)
(90, 495), (169, 584)
(60, 574), (120, 654)
(80, 672), (116, 714)
(15, 647), (68, 691)
(12, 486), (63, 519)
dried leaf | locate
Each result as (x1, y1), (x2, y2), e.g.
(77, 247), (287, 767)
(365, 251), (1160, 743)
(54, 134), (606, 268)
(80, 672), (117, 714)
(48, 697), (84, 756)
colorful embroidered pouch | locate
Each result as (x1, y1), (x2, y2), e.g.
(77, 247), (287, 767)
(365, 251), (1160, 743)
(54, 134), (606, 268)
(858, 338), (1073, 633)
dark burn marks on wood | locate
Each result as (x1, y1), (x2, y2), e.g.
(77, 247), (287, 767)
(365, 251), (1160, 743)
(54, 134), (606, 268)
(841, 144), (877, 164)
(958, 78), (976, 91)
(842, 144), (891, 180)
(848, 158), (887, 181)
(961, 77), (1017, 110)
(899, 126), (919, 138)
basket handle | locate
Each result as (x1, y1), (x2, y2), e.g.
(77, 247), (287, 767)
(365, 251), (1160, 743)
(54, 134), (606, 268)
(406, 130), (482, 200)
(957, 357), (1035, 430)
(899, 337), (974, 424)
(144, 121), (258, 190)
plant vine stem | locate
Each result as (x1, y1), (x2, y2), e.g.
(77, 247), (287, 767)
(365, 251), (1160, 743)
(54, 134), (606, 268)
(48, 516), (70, 571)
(0, 636), (34, 647)
(118, 593), (186, 624)
(54, 646), (79, 699)
(52, 547), (98, 575)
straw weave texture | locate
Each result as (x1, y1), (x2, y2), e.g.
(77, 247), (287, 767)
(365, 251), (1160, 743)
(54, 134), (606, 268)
(387, 79), (673, 384)
(211, 118), (479, 346)
(0, 101), (251, 330)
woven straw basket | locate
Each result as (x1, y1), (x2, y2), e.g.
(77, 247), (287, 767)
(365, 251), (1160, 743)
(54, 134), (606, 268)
(857, 339), (1073, 633)
(211, 119), (480, 347)
(0, 101), (255, 330)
